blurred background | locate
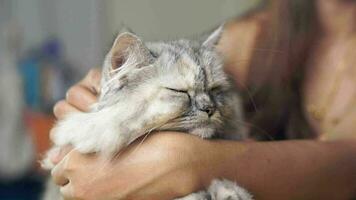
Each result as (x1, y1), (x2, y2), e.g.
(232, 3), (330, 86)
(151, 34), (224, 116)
(0, 0), (261, 199)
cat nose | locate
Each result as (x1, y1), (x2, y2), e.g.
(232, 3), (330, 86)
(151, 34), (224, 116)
(199, 105), (215, 117)
(196, 93), (215, 117)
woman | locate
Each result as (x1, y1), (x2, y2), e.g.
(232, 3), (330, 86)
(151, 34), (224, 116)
(49, 0), (356, 199)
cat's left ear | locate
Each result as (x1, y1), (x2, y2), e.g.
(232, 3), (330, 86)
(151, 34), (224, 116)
(202, 24), (224, 48)
(101, 32), (154, 92)
(109, 32), (154, 70)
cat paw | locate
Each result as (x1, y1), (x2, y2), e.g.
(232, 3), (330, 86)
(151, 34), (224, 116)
(70, 133), (103, 154)
(52, 122), (127, 155)
(54, 129), (122, 154)
(208, 179), (253, 200)
(50, 123), (99, 154)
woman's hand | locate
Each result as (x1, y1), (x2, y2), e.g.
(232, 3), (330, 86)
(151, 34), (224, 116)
(49, 68), (101, 164)
(51, 133), (214, 200)
(53, 68), (101, 120)
(49, 68), (218, 199)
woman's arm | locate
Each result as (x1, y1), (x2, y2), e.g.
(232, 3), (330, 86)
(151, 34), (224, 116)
(51, 132), (356, 200)
(218, 12), (269, 87)
(206, 139), (356, 200)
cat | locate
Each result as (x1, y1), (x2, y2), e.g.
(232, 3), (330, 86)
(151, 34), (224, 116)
(42, 26), (253, 200)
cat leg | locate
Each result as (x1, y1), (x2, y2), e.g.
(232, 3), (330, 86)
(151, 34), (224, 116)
(50, 111), (130, 155)
(174, 191), (210, 200)
(208, 179), (253, 200)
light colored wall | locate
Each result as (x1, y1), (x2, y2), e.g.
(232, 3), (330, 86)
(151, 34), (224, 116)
(9, 0), (48, 50)
(50, 0), (106, 73)
(8, 0), (106, 74)
(105, 0), (261, 41)
(7, 0), (261, 73)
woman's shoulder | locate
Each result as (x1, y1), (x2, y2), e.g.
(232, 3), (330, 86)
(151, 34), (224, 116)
(225, 11), (269, 37)
(218, 11), (270, 86)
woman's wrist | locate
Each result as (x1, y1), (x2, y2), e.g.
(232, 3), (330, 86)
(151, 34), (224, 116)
(191, 139), (248, 189)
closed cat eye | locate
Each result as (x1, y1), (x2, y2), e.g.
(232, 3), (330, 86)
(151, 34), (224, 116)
(210, 85), (222, 92)
(165, 87), (188, 93)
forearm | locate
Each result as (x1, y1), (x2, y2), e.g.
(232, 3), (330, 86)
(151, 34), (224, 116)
(199, 139), (356, 200)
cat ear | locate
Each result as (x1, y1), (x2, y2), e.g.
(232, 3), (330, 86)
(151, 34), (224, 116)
(202, 25), (224, 48)
(110, 32), (153, 70)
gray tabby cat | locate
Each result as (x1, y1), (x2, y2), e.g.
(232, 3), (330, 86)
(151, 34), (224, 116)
(43, 26), (253, 200)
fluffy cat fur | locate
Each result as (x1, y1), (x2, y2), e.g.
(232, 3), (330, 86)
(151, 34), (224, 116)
(43, 26), (253, 200)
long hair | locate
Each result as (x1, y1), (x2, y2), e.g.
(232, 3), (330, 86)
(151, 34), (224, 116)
(241, 0), (318, 139)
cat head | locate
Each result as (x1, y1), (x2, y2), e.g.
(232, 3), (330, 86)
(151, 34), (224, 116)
(98, 26), (243, 138)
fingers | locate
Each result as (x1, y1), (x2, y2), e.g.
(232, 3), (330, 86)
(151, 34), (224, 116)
(52, 160), (74, 199)
(49, 69), (102, 199)
(51, 150), (99, 200)
(79, 68), (101, 94)
(50, 69), (102, 198)
(49, 145), (73, 165)
(66, 85), (97, 112)
(51, 156), (70, 186)
(53, 100), (80, 120)
(53, 68), (101, 119)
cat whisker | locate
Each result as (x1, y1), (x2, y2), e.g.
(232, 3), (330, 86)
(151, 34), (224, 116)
(130, 126), (158, 155)
(222, 116), (274, 140)
(239, 83), (259, 113)
(128, 115), (193, 157)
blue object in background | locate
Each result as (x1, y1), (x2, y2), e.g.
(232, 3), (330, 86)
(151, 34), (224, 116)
(18, 38), (77, 113)
(18, 57), (41, 110)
